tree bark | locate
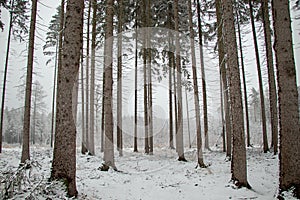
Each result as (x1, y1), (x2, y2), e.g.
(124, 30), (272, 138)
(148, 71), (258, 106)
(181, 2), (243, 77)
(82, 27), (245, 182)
(249, 0), (269, 153)
(174, 0), (186, 161)
(134, 5), (138, 152)
(51, 0), (84, 197)
(80, 49), (87, 154)
(272, 1), (300, 198)
(185, 88), (191, 149)
(21, 0), (38, 163)
(221, 0), (249, 188)
(103, 0), (116, 169)
(261, 0), (278, 155)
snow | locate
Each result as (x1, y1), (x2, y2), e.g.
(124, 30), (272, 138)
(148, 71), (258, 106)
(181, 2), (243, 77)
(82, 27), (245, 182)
(0, 144), (297, 199)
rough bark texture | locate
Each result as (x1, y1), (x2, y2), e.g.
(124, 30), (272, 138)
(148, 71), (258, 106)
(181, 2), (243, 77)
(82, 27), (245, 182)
(89, 0), (97, 156)
(117, 0), (123, 156)
(272, 1), (300, 198)
(103, 0), (115, 169)
(216, 0), (231, 158)
(134, 5), (138, 152)
(174, 0), (185, 161)
(21, 0), (38, 163)
(0, 0), (14, 153)
(51, 0), (84, 197)
(261, 0), (278, 155)
(249, 0), (269, 153)
(221, 0), (249, 188)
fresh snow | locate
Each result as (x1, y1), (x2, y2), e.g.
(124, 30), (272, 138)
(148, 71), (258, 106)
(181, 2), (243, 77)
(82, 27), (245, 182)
(0, 145), (296, 199)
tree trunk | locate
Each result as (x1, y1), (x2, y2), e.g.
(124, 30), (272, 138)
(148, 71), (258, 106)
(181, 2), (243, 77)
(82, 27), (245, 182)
(103, 0), (116, 169)
(32, 85), (37, 145)
(88, 0), (97, 156)
(272, 1), (300, 198)
(21, 0), (38, 164)
(249, 0), (269, 153)
(117, 0), (123, 156)
(134, 6), (138, 152)
(221, 0), (249, 188)
(173, 53), (178, 152)
(51, 0), (84, 197)
(261, 0), (278, 155)
(216, 0), (231, 157)
(85, 0), (91, 154)
(174, 0), (186, 161)
(185, 88), (191, 149)
(188, 0), (204, 167)
(0, 0), (14, 153)
(101, 69), (105, 153)
(81, 49), (87, 154)
(196, 0), (209, 150)
(236, 8), (250, 148)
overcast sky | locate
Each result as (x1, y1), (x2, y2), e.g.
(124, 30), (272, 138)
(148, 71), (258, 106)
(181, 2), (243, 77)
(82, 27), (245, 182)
(0, 0), (299, 117)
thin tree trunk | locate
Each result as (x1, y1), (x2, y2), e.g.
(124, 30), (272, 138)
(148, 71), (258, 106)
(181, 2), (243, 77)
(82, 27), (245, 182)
(249, 0), (269, 153)
(81, 49), (87, 154)
(133, 7), (138, 152)
(188, 0), (204, 167)
(261, 0), (278, 155)
(222, 0), (250, 188)
(196, 0), (209, 150)
(32, 86), (37, 145)
(117, 0), (123, 156)
(174, 0), (186, 161)
(51, 0), (84, 197)
(272, 1), (300, 197)
(185, 88), (191, 149)
(0, 0), (14, 153)
(168, 15), (174, 149)
(101, 70), (105, 153)
(103, 0), (116, 169)
(89, 0), (97, 156)
(85, 0), (91, 154)
(21, 0), (38, 164)
(236, 8), (250, 148)
(173, 54), (178, 152)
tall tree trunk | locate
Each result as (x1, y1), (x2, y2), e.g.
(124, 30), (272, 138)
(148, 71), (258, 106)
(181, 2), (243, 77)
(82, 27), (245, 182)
(0, 0), (14, 153)
(32, 85), (37, 145)
(134, 6), (138, 152)
(81, 49), (87, 154)
(103, 0), (116, 169)
(249, 0), (269, 153)
(101, 70), (105, 153)
(216, 0), (231, 158)
(236, 8), (250, 148)
(117, 0), (123, 156)
(51, 0), (84, 197)
(174, 0), (186, 161)
(173, 53), (178, 152)
(85, 0), (91, 154)
(142, 0), (149, 154)
(262, 0), (278, 155)
(89, 0), (97, 156)
(188, 0), (204, 167)
(21, 0), (38, 163)
(221, 0), (250, 188)
(272, 1), (300, 198)
(196, 0), (209, 150)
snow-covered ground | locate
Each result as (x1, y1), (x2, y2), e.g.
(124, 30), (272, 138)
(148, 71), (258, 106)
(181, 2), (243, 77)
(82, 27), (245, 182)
(0, 144), (296, 199)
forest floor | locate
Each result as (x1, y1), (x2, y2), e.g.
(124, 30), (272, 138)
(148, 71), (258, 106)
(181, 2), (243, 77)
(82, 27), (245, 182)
(0, 144), (297, 199)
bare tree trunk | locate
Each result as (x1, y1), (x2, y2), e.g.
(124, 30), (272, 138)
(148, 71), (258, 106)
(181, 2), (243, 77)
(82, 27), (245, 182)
(21, 0), (38, 164)
(216, 0), (231, 158)
(117, 0), (123, 156)
(221, 0), (250, 188)
(103, 0), (116, 169)
(89, 0), (97, 156)
(134, 7), (138, 152)
(236, 8), (250, 147)
(85, 0), (92, 154)
(196, 0), (209, 150)
(51, 0), (84, 197)
(174, 0), (186, 161)
(0, 0), (14, 153)
(188, 0), (204, 167)
(173, 54), (178, 152)
(101, 70), (105, 153)
(32, 85), (37, 145)
(81, 49), (87, 154)
(261, 0), (278, 155)
(249, 0), (269, 153)
(272, 1), (300, 198)
(185, 88), (191, 149)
